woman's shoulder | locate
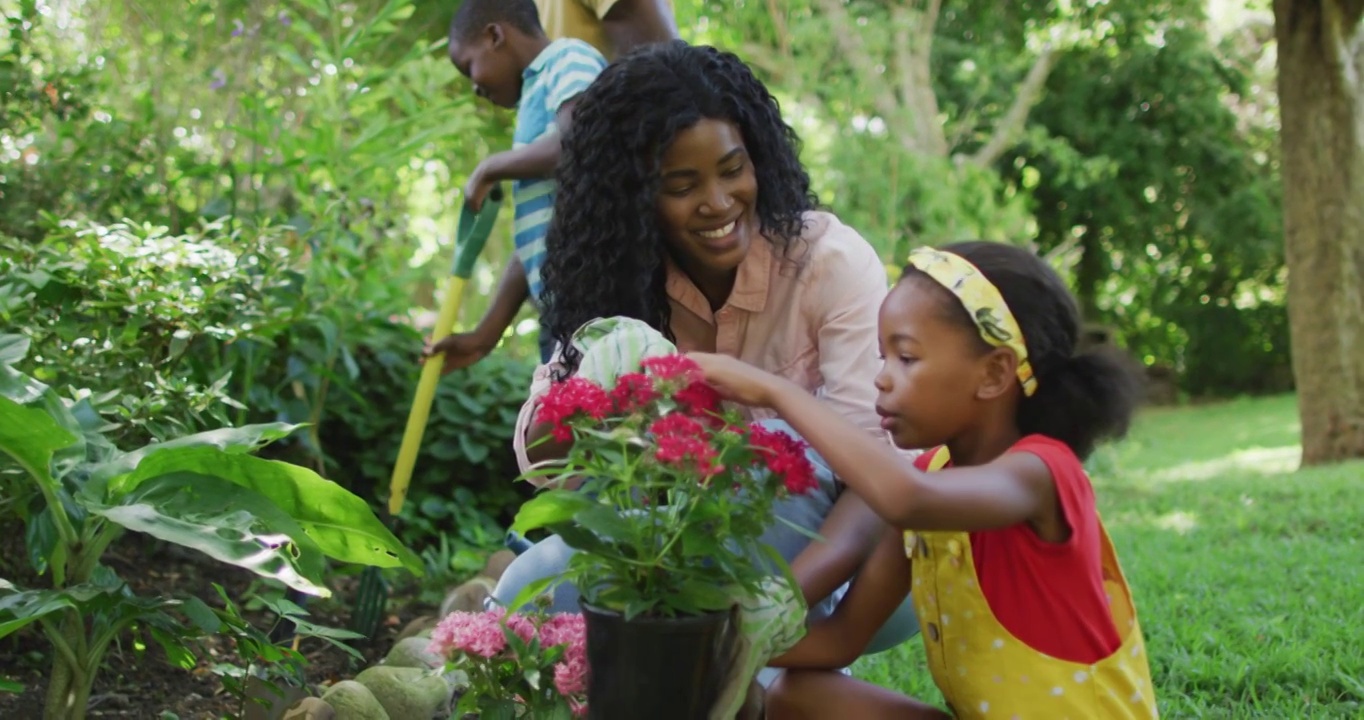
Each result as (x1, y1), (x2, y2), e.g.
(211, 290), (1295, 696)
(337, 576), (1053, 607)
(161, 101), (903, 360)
(792, 211), (883, 278)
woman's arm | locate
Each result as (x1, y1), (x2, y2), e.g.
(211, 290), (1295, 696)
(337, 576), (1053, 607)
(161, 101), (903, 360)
(789, 493), (886, 607)
(773, 525), (912, 669)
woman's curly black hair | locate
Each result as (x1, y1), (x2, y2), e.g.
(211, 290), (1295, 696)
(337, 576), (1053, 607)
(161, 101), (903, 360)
(539, 40), (819, 377)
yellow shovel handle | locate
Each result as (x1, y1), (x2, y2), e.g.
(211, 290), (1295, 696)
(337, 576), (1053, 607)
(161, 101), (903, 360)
(388, 274), (468, 515)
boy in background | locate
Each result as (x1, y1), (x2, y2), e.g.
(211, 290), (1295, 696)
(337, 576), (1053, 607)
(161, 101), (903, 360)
(427, 0), (607, 366)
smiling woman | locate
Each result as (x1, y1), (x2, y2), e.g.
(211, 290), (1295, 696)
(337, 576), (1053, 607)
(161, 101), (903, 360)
(492, 40), (922, 687)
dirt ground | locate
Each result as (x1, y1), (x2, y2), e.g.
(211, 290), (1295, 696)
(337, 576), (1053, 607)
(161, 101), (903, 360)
(0, 527), (435, 719)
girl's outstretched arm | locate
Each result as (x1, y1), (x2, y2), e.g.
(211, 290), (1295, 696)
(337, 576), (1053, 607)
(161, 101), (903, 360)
(689, 352), (1060, 534)
(774, 525), (912, 669)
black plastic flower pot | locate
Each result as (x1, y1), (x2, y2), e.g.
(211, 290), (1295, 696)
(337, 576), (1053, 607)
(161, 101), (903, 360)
(580, 600), (738, 720)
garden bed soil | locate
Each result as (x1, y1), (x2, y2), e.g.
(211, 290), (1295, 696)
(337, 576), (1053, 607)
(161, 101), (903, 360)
(0, 528), (432, 719)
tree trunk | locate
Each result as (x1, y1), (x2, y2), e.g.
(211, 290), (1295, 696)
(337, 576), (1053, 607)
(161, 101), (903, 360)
(1274, 0), (1364, 465)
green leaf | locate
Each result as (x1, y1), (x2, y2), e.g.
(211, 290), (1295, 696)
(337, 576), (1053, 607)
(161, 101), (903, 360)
(88, 473), (332, 597)
(482, 699), (519, 720)
(0, 396), (79, 535)
(0, 677), (22, 693)
(0, 334), (28, 366)
(0, 579), (123, 640)
(149, 625), (198, 670)
(109, 447), (421, 575)
(0, 365), (46, 405)
(86, 422), (304, 489)
(575, 504), (636, 544)
(510, 490), (594, 535)
(180, 596), (222, 634)
(506, 575), (558, 614)
(24, 508), (58, 576)
(458, 433), (489, 464)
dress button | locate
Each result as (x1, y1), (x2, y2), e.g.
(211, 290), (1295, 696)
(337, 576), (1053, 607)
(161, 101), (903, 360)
(927, 622), (940, 642)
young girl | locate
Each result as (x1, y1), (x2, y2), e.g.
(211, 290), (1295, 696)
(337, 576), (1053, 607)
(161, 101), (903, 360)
(691, 241), (1158, 719)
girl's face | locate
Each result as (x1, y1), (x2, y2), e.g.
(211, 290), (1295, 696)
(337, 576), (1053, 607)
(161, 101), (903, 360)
(655, 119), (760, 285)
(873, 277), (993, 450)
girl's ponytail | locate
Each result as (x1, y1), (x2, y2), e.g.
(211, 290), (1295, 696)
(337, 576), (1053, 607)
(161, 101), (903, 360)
(1018, 345), (1144, 460)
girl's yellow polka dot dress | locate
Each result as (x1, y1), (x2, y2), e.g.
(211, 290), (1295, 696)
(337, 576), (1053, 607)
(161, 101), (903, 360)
(905, 447), (1159, 719)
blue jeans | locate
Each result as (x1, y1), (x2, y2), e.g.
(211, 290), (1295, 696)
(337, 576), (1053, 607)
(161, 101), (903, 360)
(491, 419), (919, 671)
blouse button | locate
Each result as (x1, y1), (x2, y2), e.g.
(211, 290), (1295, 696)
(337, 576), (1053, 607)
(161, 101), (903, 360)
(926, 622), (940, 642)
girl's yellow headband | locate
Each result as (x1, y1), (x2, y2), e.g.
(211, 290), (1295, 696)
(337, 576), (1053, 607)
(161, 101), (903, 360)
(906, 247), (1038, 396)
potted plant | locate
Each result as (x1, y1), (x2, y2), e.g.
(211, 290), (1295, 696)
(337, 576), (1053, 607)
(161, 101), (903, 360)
(510, 353), (817, 719)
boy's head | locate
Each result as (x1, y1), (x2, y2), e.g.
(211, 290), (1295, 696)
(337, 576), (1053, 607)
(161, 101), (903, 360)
(449, 0), (545, 109)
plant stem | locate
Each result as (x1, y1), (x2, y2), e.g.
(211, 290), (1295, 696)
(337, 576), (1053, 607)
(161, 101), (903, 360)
(9, 455), (78, 550)
(71, 522), (121, 586)
(41, 613), (90, 720)
(39, 618), (81, 674)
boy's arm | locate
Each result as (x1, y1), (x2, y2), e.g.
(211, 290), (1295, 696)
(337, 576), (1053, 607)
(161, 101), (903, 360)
(425, 257), (529, 372)
(773, 525), (912, 669)
(465, 102), (581, 210)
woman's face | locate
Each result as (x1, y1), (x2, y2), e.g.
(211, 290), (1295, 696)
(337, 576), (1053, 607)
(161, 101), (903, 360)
(656, 119), (760, 284)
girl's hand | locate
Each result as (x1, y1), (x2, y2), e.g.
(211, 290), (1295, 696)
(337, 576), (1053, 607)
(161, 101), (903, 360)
(687, 352), (787, 407)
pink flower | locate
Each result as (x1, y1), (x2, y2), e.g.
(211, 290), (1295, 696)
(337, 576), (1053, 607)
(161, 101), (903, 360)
(504, 612), (537, 645)
(536, 377), (612, 441)
(538, 613), (586, 649)
(610, 372), (658, 412)
(554, 649), (589, 697)
(749, 425), (818, 495)
(642, 354), (702, 382)
(428, 610), (507, 659)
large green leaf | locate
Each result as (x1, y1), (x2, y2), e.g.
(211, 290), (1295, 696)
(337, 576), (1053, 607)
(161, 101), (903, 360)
(0, 395), (79, 505)
(109, 447), (420, 575)
(88, 473), (331, 597)
(510, 490), (595, 535)
(85, 422), (303, 490)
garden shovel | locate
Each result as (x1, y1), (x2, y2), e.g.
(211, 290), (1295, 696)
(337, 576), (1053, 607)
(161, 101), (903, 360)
(349, 187), (504, 639)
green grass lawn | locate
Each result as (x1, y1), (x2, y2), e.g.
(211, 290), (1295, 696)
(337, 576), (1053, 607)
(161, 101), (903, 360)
(851, 395), (1364, 718)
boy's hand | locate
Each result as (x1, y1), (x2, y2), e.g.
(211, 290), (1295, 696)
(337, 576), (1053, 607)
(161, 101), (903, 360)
(687, 352), (786, 407)
(423, 331), (497, 374)
(463, 160), (500, 212)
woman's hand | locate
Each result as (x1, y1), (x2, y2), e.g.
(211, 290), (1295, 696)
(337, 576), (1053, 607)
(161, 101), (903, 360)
(687, 352), (791, 407)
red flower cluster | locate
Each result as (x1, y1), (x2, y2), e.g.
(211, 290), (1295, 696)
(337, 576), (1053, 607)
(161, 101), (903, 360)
(609, 372), (658, 413)
(536, 377), (612, 441)
(641, 354), (701, 381)
(534, 353), (816, 496)
(674, 380), (722, 418)
(749, 425), (818, 495)
(649, 413), (722, 479)
(641, 355), (722, 419)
